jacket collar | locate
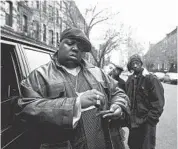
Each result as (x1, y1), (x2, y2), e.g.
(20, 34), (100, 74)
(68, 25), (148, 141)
(52, 52), (95, 69)
(129, 68), (149, 80)
(142, 68), (149, 77)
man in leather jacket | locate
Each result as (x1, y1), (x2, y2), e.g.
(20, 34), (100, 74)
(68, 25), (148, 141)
(18, 28), (130, 149)
(126, 54), (165, 149)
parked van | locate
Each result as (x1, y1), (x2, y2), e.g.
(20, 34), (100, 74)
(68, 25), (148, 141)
(1, 33), (56, 149)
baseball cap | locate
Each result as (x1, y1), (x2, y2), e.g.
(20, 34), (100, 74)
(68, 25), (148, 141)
(60, 28), (91, 52)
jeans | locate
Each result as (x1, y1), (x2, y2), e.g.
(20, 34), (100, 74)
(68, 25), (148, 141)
(128, 123), (156, 149)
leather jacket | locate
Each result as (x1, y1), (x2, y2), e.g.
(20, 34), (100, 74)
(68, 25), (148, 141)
(18, 55), (130, 148)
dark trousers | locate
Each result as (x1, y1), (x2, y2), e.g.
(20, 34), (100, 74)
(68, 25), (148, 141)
(128, 123), (156, 149)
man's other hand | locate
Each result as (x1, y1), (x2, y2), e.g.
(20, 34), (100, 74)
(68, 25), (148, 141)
(80, 89), (105, 109)
(97, 104), (123, 120)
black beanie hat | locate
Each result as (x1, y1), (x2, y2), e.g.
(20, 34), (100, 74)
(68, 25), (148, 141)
(127, 54), (143, 71)
(60, 28), (91, 52)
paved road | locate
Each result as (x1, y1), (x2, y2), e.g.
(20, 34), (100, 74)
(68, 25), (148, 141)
(123, 83), (177, 149)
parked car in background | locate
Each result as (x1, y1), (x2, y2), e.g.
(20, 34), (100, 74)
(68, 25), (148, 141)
(163, 72), (178, 84)
(154, 72), (165, 81)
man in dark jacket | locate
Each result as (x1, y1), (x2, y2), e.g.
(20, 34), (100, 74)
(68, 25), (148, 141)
(18, 28), (130, 149)
(126, 54), (165, 149)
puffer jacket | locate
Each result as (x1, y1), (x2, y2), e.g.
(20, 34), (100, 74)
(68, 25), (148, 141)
(126, 69), (165, 128)
(17, 56), (130, 149)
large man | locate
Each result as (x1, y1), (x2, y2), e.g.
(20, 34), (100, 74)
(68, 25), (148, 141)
(17, 28), (130, 149)
(126, 54), (165, 149)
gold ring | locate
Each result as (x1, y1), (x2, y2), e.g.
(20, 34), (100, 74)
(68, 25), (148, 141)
(96, 99), (101, 105)
(96, 94), (99, 100)
(96, 95), (101, 106)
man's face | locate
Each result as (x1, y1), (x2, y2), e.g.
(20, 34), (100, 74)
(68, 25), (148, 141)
(130, 61), (142, 73)
(57, 38), (85, 67)
(112, 68), (122, 78)
(107, 64), (116, 76)
(114, 69), (122, 76)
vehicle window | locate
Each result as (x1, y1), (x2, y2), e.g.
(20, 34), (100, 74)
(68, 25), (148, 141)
(1, 43), (20, 130)
(23, 48), (52, 72)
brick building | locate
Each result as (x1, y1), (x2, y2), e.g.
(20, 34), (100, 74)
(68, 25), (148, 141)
(143, 27), (177, 72)
(1, 1), (62, 49)
(0, 0), (96, 64)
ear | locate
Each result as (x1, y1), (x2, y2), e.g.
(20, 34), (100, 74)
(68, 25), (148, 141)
(82, 52), (86, 56)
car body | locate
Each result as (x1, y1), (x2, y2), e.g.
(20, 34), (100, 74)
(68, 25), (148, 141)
(163, 72), (178, 84)
(154, 72), (165, 81)
(1, 33), (55, 149)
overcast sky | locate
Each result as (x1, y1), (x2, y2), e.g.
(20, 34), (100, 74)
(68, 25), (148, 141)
(74, 0), (178, 50)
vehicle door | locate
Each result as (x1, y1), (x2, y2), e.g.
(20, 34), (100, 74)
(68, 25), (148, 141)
(1, 41), (36, 149)
(1, 41), (54, 149)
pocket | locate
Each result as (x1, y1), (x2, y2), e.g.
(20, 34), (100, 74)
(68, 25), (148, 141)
(138, 86), (149, 98)
(136, 95), (149, 118)
(137, 86), (150, 105)
(43, 83), (65, 99)
(137, 103), (148, 116)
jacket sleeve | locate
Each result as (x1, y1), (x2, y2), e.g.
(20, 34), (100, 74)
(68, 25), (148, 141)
(147, 75), (165, 125)
(103, 72), (130, 115)
(18, 70), (76, 129)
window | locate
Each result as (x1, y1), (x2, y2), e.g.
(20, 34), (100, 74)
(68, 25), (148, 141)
(56, 32), (59, 46)
(5, 1), (13, 26)
(22, 15), (27, 32)
(31, 1), (34, 7)
(36, 1), (39, 9)
(33, 21), (39, 39)
(24, 48), (51, 72)
(49, 30), (54, 45)
(56, 9), (59, 24)
(43, 1), (47, 13)
(49, 5), (53, 21)
(24, 1), (28, 5)
(43, 24), (46, 42)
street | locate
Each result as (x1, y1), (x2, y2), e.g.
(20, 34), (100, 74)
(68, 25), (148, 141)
(123, 83), (177, 149)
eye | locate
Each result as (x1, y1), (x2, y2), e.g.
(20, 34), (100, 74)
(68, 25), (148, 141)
(66, 40), (75, 46)
(63, 39), (76, 46)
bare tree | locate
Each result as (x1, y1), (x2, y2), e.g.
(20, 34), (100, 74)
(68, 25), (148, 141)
(82, 5), (118, 38)
(127, 37), (145, 57)
(97, 28), (128, 68)
(59, 0), (82, 28)
(59, 1), (119, 65)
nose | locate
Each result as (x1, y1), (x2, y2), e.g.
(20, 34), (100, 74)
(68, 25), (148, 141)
(71, 43), (79, 52)
(133, 63), (138, 68)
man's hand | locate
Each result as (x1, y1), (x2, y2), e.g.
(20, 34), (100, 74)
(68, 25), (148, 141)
(97, 104), (123, 120)
(79, 89), (105, 109)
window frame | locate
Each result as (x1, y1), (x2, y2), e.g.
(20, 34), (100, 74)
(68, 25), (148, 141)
(49, 29), (54, 45)
(43, 24), (46, 42)
(21, 45), (54, 75)
(0, 40), (27, 81)
(5, 1), (13, 27)
(22, 14), (28, 32)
